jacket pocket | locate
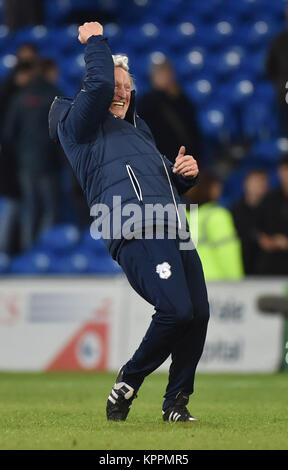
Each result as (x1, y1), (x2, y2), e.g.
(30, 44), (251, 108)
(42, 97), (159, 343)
(126, 164), (143, 202)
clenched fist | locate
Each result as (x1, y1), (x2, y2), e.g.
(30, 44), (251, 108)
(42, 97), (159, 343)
(172, 146), (199, 179)
(78, 21), (103, 44)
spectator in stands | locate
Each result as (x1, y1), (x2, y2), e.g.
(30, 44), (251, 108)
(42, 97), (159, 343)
(266, 8), (288, 136)
(3, 60), (62, 251)
(255, 156), (288, 275)
(39, 57), (91, 227)
(231, 169), (269, 275)
(4, 0), (44, 31)
(186, 171), (244, 281)
(137, 57), (202, 165)
(0, 49), (40, 255)
(0, 44), (39, 125)
(16, 43), (39, 64)
(40, 58), (60, 85)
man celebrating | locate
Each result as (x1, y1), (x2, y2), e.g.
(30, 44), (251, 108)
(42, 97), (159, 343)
(49, 22), (209, 422)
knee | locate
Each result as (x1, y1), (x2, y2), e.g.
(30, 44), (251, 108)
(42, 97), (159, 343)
(175, 301), (195, 326)
(194, 299), (210, 326)
(181, 295), (211, 325)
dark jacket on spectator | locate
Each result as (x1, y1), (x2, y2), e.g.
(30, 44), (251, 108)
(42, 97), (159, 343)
(3, 76), (61, 175)
(231, 198), (262, 275)
(266, 31), (288, 102)
(256, 188), (288, 275)
(0, 72), (20, 199)
(137, 88), (201, 165)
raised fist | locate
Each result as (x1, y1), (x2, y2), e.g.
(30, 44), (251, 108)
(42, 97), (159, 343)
(78, 21), (103, 44)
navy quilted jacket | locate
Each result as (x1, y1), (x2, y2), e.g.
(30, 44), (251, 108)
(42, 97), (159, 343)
(49, 35), (198, 259)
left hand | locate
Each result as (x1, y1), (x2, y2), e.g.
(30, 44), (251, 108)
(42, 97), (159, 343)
(172, 146), (199, 179)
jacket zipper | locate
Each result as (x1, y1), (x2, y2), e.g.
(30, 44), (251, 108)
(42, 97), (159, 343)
(126, 164), (143, 203)
(159, 156), (182, 229)
(133, 114), (181, 227)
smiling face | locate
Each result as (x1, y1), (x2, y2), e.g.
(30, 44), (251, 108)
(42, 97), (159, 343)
(109, 67), (131, 119)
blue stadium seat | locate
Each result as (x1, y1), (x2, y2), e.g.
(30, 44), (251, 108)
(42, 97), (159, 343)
(50, 25), (83, 55)
(217, 75), (255, 106)
(222, 0), (276, 22)
(44, 0), (71, 27)
(181, 0), (220, 23)
(50, 251), (91, 274)
(268, 168), (280, 188)
(56, 76), (77, 98)
(166, 22), (200, 55)
(262, 0), (286, 21)
(0, 25), (11, 54)
(44, 0), (118, 27)
(80, 228), (110, 258)
(221, 166), (249, 207)
(198, 102), (237, 141)
(0, 253), (10, 274)
(87, 256), (122, 275)
(167, 20), (239, 51)
(248, 19), (277, 47)
(10, 251), (54, 275)
(177, 47), (208, 81)
(12, 25), (52, 50)
(207, 20), (239, 50)
(240, 99), (278, 140)
(35, 224), (81, 254)
(117, 0), (153, 24)
(49, 231), (122, 274)
(212, 47), (245, 80)
(253, 80), (276, 105)
(220, 146), (281, 207)
(60, 54), (85, 90)
(122, 23), (163, 55)
(184, 76), (216, 107)
(50, 249), (121, 275)
(236, 18), (278, 50)
(241, 49), (268, 79)
(103, 22), (124, 54)
(151, 1), (186, 24)
(250, 137), (288, 163)
(0, 53), (17, 80)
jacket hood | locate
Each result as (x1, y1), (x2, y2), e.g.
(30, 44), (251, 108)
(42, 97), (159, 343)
(124, 89), (136, 126)
(48, 96), (73, 142)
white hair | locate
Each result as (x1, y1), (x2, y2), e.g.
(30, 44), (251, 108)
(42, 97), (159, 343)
(112, 54), (129, 72)
(112, 54), (134, 87)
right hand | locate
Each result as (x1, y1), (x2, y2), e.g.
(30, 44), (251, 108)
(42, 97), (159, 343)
(78, 21), (103, 44)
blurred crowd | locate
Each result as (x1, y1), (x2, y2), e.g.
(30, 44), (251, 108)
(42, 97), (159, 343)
(0, 42), (90, 257)
(0, 0), (288, 277)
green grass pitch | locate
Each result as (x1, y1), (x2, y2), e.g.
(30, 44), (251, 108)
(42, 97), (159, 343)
(0, 371), (287, 450)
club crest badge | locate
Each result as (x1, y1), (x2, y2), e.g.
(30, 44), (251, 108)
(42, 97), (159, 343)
(156, 262), (172, 280)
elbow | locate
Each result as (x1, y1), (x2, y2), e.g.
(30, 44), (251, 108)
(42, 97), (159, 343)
(82, 79), (114, 110)
(84, 75), (114, 95)
(100, 77), (114, 94)
(102, 79), (115, 102)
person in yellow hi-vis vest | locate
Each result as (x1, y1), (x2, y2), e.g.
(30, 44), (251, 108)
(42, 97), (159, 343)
(186, 171), (244, 281)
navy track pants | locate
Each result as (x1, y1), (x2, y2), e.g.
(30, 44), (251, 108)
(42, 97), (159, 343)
(117, 235), (210, 411)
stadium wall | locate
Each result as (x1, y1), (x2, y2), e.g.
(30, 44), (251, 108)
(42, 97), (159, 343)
(0, 276), (285, 373)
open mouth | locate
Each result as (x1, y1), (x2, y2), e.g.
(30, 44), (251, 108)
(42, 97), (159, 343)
(112, 101), (125, 107)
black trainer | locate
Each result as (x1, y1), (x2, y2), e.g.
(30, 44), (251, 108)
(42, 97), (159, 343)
(162, 392), (198, 422)
(106, 367), (137, 421)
